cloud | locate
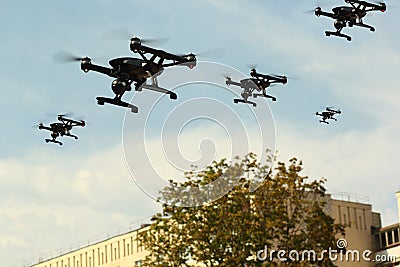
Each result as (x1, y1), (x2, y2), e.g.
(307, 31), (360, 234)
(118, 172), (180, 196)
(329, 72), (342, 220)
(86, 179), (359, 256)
(0, 144), (160, 267)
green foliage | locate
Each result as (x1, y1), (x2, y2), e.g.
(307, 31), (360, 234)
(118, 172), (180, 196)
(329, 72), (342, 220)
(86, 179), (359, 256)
(137, 152), (344, 267)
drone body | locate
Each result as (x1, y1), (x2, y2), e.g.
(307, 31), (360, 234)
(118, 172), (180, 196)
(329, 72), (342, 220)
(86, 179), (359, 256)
(315, 0), (386, 41)
(226, 68), (287, 107)
(316, 107), (342, 124)
(74, 37), (197, 113)
(37, 115), (85, 145)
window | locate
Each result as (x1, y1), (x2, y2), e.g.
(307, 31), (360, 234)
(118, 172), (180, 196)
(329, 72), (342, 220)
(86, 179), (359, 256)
(343, 214), (347, 226)
(394, 228), (399, 243)
(118, 241), (120, 259)
(363, 209), (367, 230)
(123, 239), (126, 257)
(388, 230), (393, 245)
(354, 208), (358, 229)
(374, 234), (381, 249)
(338, 206), (342, 224)
(347, 207), (351, 227)
(110, 244), (113, 261)
(381, 232), (387, 247)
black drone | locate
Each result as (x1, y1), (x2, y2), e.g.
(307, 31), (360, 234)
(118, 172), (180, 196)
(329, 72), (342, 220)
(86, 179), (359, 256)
(37, 114), (85, 145)
(316, 107), (342, 124)
(225, 68), (287, 107)
(59, 37), (197, 113)
(314, 0), (386, 41)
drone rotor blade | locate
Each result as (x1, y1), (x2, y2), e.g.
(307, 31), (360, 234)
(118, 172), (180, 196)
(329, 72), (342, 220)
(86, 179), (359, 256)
(102, 27), (169, 45)
(246, 64), (258, 70)
(195, 48), (224, 58)
(58, 112), (74, 118)
(102, 27), (133, 40)
(303, 8), (319, 14)
(52, 51), (85, 63)
(140, 37), (169, 46)
(221, 73), (232, 79)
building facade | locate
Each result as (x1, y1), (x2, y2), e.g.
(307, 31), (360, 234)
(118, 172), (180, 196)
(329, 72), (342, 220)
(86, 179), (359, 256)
(326, 193), (382, 267)
(29, 193), (385, 267)
(373, 191), (400, 266)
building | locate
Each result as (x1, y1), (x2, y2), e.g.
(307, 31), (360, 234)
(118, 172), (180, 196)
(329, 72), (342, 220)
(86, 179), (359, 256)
(28, 224), (150, 267)
(29, 192), (383, 267)
(373, 191), (400, 266)
(326, 192), (382, 267)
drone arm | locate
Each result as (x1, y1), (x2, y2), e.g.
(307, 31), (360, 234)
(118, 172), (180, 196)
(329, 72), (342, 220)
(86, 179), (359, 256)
(83, 63), (116, 78)
(137, 45), (194, 68)
(139, 45), (184, 61)
(58, 117), (85, 127)
(315, 9), (336, 19)
(161, 62), (185, 68)
(64, 132), (78, 139)
(346, 0), (386, 12)
(226, 79), (242, 87)
(38, 125), (53, 131)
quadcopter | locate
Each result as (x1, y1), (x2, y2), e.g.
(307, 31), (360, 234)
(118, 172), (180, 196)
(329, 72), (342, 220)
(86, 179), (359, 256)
(316, 107), (342, 124)
(314, 0), (386, 41)
(37, 114), (85, 145)
(225, 68), (287, 107)
(60, 37), (196, 113)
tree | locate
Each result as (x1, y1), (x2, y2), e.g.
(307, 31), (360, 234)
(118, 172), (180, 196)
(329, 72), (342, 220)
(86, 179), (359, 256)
(137, 152), (344, 266)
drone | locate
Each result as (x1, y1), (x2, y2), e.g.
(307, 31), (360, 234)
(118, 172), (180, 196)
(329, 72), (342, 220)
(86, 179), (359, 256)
(316, 107), (342, 124)
(314, 0), (386, 41)
(37, 114), (85, 145)
(225, 68), (287, 107)
(60, 37), (197, 113)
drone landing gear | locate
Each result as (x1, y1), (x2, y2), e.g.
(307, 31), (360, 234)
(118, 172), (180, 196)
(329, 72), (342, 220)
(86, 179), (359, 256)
(353, 22), (375, 32)
(96, 97), (139, 113)
(64, 133), (78, 140)
(325, 31), (352, 41)
(253, 93), (276, 102)
(233, 98), (257, 107)
(142, 84), (178, 100)
(319, 120), (329, 124)
(45, 139), (63, 146)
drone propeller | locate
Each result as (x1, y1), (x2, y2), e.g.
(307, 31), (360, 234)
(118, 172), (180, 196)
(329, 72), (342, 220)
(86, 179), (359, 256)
(57, 112), (74, 118)
(221, 73), (232, 79)
(102, 27), (169, 45)
(52, 51), (89, 63)
(45, 112), (74, 118)
(196, 48), (224, 58)
(31, 123), (44, 128)
(246, 64), (258, 70)
(178, 48), (224, 60)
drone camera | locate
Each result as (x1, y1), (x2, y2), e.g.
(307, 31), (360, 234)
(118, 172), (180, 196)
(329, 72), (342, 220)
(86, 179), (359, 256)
(334, 20), (346, 30)
(112, 79), (131, 95)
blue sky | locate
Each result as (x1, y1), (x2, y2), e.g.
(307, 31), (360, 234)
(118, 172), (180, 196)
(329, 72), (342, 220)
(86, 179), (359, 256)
(1, 1), (400, 266)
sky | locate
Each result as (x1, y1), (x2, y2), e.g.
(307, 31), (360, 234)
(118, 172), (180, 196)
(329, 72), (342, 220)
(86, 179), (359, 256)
(1, 0), (400, 266)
